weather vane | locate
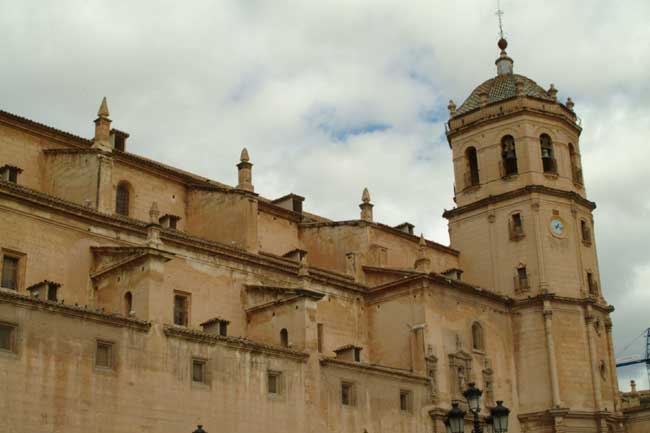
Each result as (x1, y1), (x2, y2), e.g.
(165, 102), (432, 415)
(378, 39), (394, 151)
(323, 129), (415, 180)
(496, 0), (505, 40)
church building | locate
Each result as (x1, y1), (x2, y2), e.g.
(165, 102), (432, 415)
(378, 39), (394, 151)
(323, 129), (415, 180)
(0, 37), (641, 433)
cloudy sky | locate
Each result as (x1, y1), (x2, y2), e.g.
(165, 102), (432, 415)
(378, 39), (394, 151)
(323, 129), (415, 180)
(1, 0), (649, 390)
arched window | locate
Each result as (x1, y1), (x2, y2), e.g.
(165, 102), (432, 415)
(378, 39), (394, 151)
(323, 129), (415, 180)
(115, 182), (130, 216)
(465, 147), (480, 187)
(472, 322), (484, 351)
(540, 134), (557, 173)
(124, 291), (133, 316)
(501, 135), (518, 176)
(569, 143), (582, 184)
(280, 328), (289, 347)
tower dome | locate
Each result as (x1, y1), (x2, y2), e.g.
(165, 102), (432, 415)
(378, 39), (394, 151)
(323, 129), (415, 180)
(454, 74), (554, 117)
(453, 38), (555, 117)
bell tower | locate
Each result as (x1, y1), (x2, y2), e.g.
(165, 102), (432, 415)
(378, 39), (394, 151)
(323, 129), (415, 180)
(443, 36), (623, 432)
(443, 37), (598, 301)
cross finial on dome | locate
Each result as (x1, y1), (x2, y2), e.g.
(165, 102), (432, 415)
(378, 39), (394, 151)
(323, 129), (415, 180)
(494, 0), (513, 75)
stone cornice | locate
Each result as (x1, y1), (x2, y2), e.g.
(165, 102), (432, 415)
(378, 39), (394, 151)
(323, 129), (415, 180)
(300, 220), (459, 256)
(43, 148), (103, 156)
(446, 95), (582, 145)
(163, 324), (309, 361)
(512, 293), (614, 314)
(90, 246), (174, 281)
(362, 265), (420, 277)
(518, 408), (626, 422)
(319, 357), (430, 384)
(0, 288), (151, 331)
(0, 109), (91, 148)
(367, 272), (513, 306)
(443, 185), (596, 219)
(245, 284), (326, 300)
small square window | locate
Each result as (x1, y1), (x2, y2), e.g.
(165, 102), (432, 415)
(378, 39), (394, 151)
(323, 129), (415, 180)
(47, 283), (59, 302)
(341, 382), (355, 406)
(268, 370), (282, 394)
(399, 390), (413, 412)
(95, 341), (113, 369)
(192, 358), (207, 384)
(219, 321), (228, 337)
(0, 323), (16, 352)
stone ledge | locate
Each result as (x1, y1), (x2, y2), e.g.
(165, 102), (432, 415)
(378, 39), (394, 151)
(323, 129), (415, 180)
(162, 324), (309, 361)
(443, 184), (596, 219)
(0, 288), (151, 332)
(319, 357), (430, 384)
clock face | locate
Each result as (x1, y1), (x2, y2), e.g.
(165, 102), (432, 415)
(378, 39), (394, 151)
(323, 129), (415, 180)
(550, 219), (565, 236)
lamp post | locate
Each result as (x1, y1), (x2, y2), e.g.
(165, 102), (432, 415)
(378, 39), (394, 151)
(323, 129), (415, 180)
(445, 383), (510, 433)
(192, 425), (206, 433)
(463, 382), (483, 433)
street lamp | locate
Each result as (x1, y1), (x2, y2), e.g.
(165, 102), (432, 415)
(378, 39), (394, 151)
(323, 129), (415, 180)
(445, 383), (510, 433)
(446, 402), (467, 433)
(192, 425), (206, 433)
(490, 401), (511, 433)
(463, 382), (483, 433)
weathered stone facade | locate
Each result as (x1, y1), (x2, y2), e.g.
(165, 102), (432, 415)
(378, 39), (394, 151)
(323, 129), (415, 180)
(0, 39), (642, 433)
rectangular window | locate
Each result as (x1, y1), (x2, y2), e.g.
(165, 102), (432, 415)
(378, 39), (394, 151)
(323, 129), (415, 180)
(1, 256), (18, 290)
(192, 358), (207, 384)
(399, 390), (412, 412)
(341, 382), (355, 406)
(267, 371), (281, 394)
(317, 323), (324, 353)
(587, 272), (598, 295)
(47, 283), (59, 302)
(0, 323), (16, 352)
(95, 341), (113, 369)
(218, 321), (228, 337)
(509, 213), (524, 240)
(354, 347), (361, 362)
(581, 221), (592, 244)
(516, 266), (529, 291)
(173, 293), (189, 326)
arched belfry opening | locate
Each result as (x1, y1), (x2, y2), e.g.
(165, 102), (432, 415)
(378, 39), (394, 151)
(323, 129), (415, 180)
(501, 135), (518, 176)
(465, 147), (480, 188)
(280, 328), (289, 347)
(540, 134), (557, 173)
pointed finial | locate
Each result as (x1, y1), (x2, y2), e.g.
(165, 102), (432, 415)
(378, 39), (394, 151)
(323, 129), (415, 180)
(149, 201), (160, 223)
(240, 147), (250, 162)
(447, 100), (457, 116)
(361, 188), (371, 204)
(414, 233), (431, 272)
(98, 97), (110, 118)
(566, 97), (575, 111)
(548, 84), (558, 101)
(359, 188), (374, 222)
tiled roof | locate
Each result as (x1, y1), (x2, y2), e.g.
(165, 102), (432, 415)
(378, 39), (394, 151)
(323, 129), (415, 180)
(455, 73), (554, 116)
